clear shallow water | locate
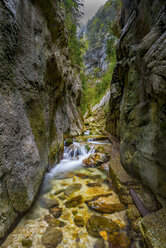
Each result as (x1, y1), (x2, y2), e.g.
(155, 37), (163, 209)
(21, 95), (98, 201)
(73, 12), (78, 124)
(2, 139), (135, 248)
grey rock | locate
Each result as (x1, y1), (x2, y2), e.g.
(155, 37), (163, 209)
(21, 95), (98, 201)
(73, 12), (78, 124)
(106, 0), (166, 198)
(0, 0), (83, 240)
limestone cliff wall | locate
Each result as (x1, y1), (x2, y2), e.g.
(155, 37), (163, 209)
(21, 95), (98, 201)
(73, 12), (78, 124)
(0, 0), (83, 240)
(107, 0), (166, 198)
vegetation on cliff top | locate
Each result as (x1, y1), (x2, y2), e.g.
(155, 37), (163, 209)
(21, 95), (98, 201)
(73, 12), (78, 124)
(81, 0), (120, 113)
(62, 0), (120, 114)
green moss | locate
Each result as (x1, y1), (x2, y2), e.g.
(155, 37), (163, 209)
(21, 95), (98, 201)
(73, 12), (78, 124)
(49, 143), (58, 163)
(26, 101), (47, 150)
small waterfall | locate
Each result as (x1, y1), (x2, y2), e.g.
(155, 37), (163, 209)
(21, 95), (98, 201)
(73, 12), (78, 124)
(50, 141), (94, 176)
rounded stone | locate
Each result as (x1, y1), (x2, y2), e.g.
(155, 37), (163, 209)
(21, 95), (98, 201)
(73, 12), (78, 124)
(42, 227), (63, 248)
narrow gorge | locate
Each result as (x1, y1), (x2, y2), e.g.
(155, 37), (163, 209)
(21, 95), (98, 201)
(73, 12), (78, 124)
(0, 0), (166, 248)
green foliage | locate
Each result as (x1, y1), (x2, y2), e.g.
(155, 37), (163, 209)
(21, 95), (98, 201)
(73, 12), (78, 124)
(106, 21), (118, 61)
(81, 0), (121, 114)
(87, 0), (119, 46)
(62, 0), (85, 70)
(81, 60), (116, 114)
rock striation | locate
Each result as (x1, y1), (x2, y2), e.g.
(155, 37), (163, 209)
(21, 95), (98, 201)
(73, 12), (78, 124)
(0, 0), (83, 241)
(106, 0), (166, 198)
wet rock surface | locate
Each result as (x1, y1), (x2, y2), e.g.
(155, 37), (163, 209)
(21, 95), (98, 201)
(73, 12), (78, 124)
(83, 153), (109, 167)
(86, 195), (126, 214)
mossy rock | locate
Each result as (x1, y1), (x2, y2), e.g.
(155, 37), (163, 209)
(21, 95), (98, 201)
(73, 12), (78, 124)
(64, 138), (73, 147)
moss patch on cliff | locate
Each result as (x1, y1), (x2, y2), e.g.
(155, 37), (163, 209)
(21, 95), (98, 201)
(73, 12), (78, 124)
(26, 99), (47, 151)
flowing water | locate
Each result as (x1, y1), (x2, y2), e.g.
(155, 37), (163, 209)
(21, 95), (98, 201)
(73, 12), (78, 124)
(2, 137), (137, 248)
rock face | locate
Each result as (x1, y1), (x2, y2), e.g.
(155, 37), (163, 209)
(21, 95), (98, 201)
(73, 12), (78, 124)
(106, 0), (166, 198)
(83, 0), (118, 75)
(0, 0), (83, 241)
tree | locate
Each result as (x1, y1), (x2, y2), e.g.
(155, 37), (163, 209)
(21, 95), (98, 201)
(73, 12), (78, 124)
(62, 0), (85, 70)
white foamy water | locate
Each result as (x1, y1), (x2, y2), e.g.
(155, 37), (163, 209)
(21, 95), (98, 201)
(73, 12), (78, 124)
(51, 142), (94, 175)
(87, 138), (110, 145)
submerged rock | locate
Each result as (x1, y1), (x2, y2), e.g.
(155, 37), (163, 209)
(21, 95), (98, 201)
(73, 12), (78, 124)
(89, 175), (101, 180)
(86, 215), (119, 238)
(42, 227), (63, 248)
(22, 238), (32, 247)
(58, 193), (67, 200)
(65, 195), (83, 208)
(94, 239), (106, 248)
(108, 232), (130, 248)
(64, 183), (82, 196)
(86, 183), (102, 187)
(74, 215), (84, 227)
(86, 194), (126, 214)
(83, 153), (108, 167)
(49, 207), (62, 218)
(44, 215), (66, 227)
(75, 172), (89, 179)
(54, 189), (64, 196)
(39, 198), (59, 209)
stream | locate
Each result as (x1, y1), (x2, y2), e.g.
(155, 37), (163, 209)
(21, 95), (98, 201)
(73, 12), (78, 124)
(2, 136), (134, 248)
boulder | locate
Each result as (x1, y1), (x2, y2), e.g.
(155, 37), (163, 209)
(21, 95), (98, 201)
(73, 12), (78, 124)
(86, 194), (126, 214)
(83, 153), (108, 167)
